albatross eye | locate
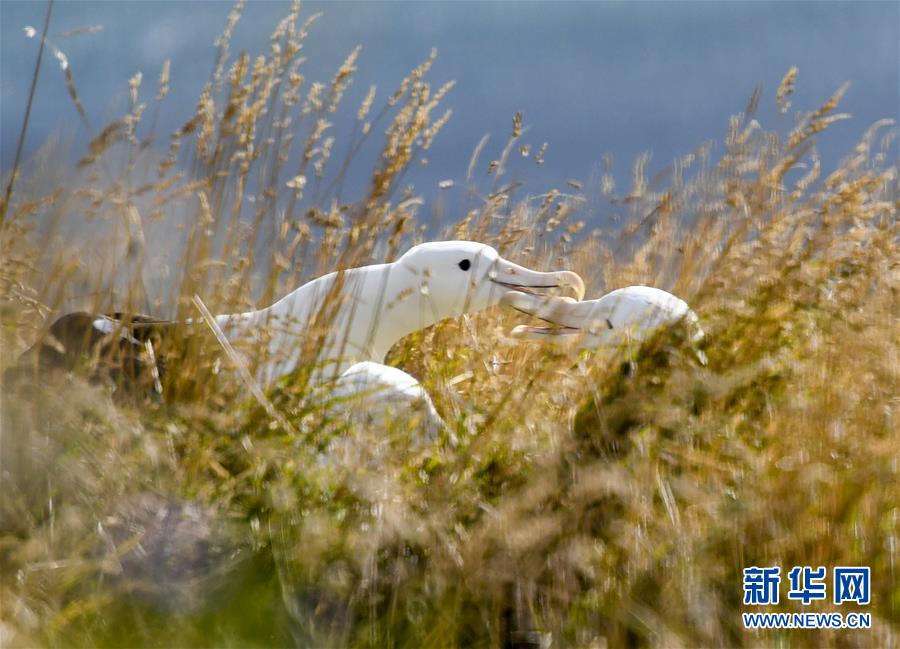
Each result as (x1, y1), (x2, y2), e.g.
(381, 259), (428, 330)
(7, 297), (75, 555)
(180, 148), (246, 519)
(458, 259), (471, 271)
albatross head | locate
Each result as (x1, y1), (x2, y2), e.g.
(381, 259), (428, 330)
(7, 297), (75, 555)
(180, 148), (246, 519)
(500, 285), (705, 352)
(394, 241), (584, 322)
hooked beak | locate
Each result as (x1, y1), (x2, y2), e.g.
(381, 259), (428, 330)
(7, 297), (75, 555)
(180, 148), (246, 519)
(489, 258), (585, 301)
(500, 290), (589, 341)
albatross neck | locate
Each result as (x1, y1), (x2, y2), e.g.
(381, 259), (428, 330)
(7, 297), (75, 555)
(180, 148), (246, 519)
(216, 261), (428, 382)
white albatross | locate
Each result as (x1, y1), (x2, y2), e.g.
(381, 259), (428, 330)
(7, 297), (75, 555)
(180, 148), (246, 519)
(217, 241), (582, 385)
(214, 241), (583, 436)
(501, 285), (705, 360)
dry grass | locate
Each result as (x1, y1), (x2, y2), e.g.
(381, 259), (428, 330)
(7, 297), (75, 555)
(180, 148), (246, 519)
(1, 4), (898, 647)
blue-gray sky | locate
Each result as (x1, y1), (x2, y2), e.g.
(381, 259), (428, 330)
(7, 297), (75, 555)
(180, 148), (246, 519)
(2, 1), (898, 219)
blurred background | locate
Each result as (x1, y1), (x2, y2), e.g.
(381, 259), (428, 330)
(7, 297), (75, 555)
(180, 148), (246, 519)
(2, 1), (898, 217)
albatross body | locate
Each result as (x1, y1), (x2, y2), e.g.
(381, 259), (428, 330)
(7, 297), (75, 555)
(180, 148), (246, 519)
(216, 241), (584, 387)
(215, 241), (583, 436)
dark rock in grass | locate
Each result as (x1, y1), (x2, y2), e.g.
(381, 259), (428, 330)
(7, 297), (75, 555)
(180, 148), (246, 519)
(96, 493), (238, 614)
